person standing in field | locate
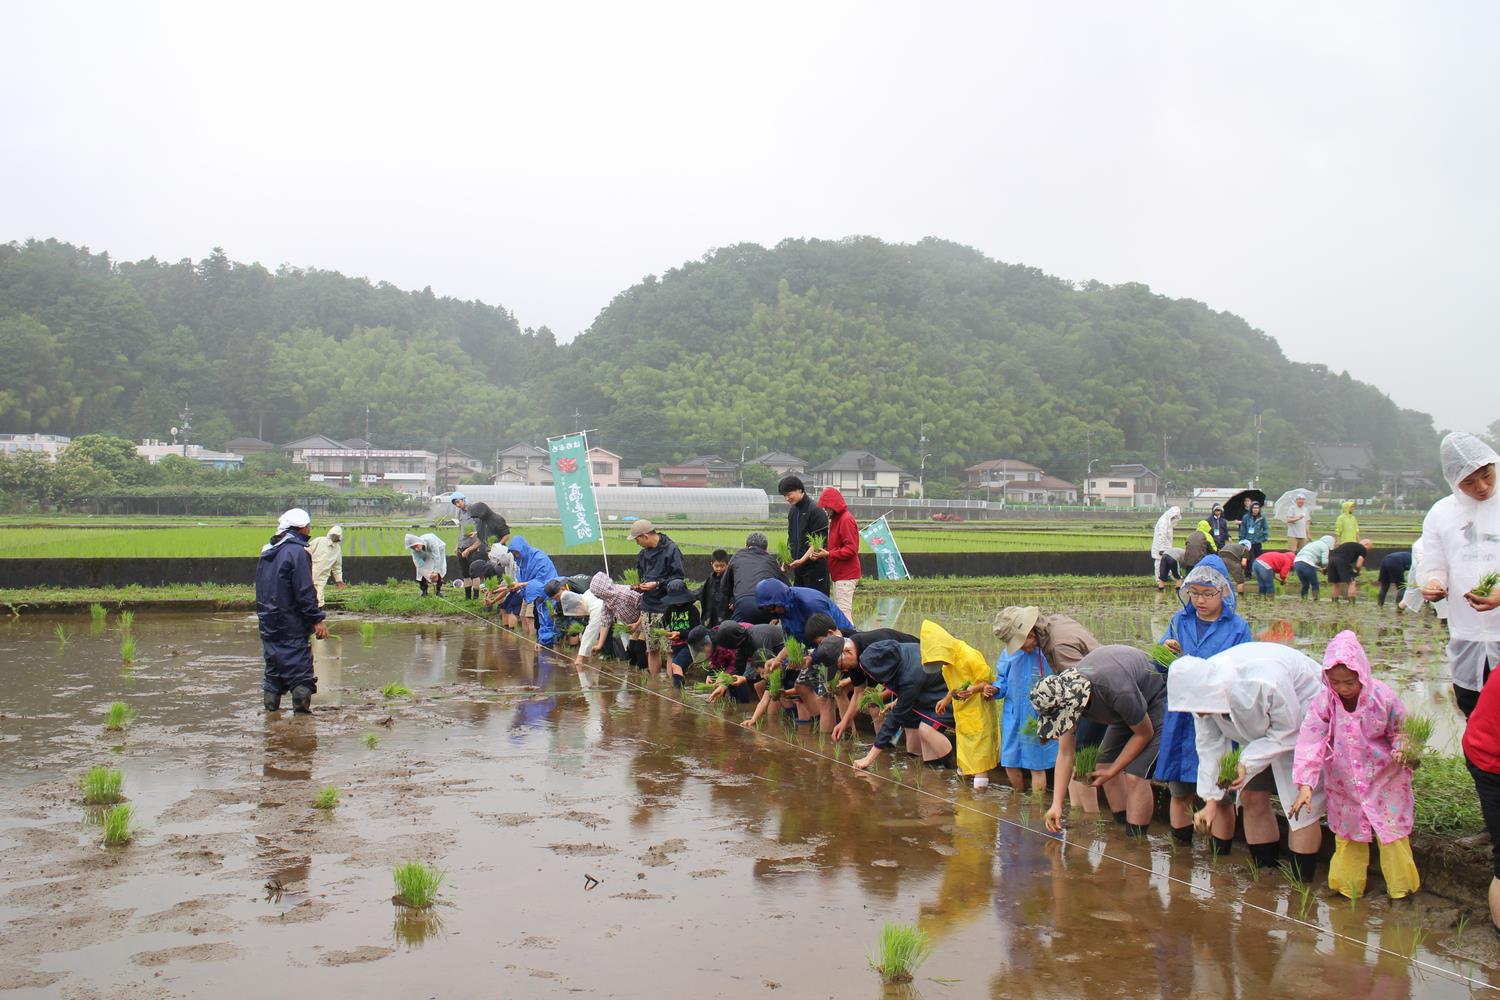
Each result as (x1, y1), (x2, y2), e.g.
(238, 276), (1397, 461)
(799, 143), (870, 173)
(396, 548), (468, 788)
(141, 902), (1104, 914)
(815, 487), (861, 619)
(306, 524), (344, 606)
(255, 508), (328, 713)
(450, 493), (509, 545)
(1285, 493), (1311, 552)
(1151, 506), (1182, 590)
(1206, 504), (1230, 549)
(922, 620), (999, 789)
(1416, 431), (1500, 718)
(780, 475), (830, 595)
(1377, 550), (1411, 609)
(1326, 538), (1371, 603)
(1335, 501), (1361, 545)
(629, 519), (686, 680)
(1238, 500), (1268, 560)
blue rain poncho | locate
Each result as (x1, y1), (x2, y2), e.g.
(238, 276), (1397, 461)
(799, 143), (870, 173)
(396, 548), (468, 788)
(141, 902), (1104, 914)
(1154, 555), (1252, 784)
(405, 532), (447, 580)
(752, 578), (854, 642)
(994, 647), (1058, 771)
(255, 530), (325, 696)
(506, 535), (560, 645)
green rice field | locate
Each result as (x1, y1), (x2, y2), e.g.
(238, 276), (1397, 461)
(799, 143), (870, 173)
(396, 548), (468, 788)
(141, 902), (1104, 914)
(0, 513), (1424, 558)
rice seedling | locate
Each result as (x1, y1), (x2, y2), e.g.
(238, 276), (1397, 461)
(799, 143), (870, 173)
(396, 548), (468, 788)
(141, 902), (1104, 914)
(360, 622), (375, 647)
(648, 628), (673, 655)
(382, 683), (413, 699)
(858, 687), (887, 712)
(89, 602), (108, 630)
(120, 634), (137, 664)
(54, 623), (70, 646)
(1453, 912), (1470, 948)
(1402, 919), (1429, 958)
(774, 537), (794, 569)
(806, 533), (826, 553)
(869, 922), (931, 984)
(1020, 717), (1039, 737)
(618, 568), (640, 586)
(118, 610), (135, 631)
(565, 622), (585, 637)
(1217, 747), (1243, 789)
(1279, 862), (1316, 919)
(690, 681), (718, 693)
(1470, 570), (1500, 598)
(101, 803), (134, 846)
(610, 621), (631, 640)
(392, 860), (445, 908)
(313, 786), (340, 810)
(104, 701), (135, 731)
(782, 636), (806, 670)
(1397, 714), (1434, 768)
(710, 670), (735, 688)
(1150, 643), (1180, 671)
(364, 733), (380, 749)
(80, 766), (124, 804)
(1073, 744), (1101, 781)
(1243, 857), (1262, 883)
(766, 664), (785, 699)
(501, 573), (516, 587)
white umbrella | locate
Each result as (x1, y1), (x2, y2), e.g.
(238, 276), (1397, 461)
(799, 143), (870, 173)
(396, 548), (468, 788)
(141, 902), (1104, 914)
(1273, 488), (1319, 522)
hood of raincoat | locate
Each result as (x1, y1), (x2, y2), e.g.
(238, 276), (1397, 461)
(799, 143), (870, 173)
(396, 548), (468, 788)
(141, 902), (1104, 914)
(1166, 653), (1230, 714)
(1178, 555), (1237, 619)
(405, 533), (424, 550)
(1341, 501), (1355, 515)
(713, 621), (749, 651)
(1321, 628), (1372, 692)
(1194, 520), (1219, 551)
(1440, 431), (1499, 494)
(754, 578), (791, 609)
(919, 619), (985, 677)
(859, 639), (922, 686)
(327, 525), (343, 540)
(817, 487), (848, 515)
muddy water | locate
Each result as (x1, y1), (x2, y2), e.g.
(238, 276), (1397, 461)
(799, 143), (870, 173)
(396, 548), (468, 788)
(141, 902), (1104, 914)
(0, 609), (1494, 998)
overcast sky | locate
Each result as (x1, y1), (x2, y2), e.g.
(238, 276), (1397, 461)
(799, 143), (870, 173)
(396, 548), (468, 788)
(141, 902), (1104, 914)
(3, 2), (1494, 432)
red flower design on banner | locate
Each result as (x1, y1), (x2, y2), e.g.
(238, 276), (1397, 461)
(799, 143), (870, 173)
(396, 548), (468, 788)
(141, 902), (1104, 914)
(870, 536), (886, 545)
(557, 457), (578, 474)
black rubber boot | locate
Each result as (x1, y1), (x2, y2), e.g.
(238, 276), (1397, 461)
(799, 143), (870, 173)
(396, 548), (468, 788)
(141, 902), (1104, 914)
(1289, 851), (1318, 884)
(1112, 809), (1128, 825)
(1248, 841), (1281, 869)
(263, 690), (282, 712)
(1125, 822), (1149, 838)
(418, 580), (429, 596)
(290, 686), (313, 715)
(1212, 836), (1235, 857)
(1171, 824), (1194, 845)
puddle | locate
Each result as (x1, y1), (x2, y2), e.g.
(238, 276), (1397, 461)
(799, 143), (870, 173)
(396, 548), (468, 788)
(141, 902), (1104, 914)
(0, 605), (1493, 996)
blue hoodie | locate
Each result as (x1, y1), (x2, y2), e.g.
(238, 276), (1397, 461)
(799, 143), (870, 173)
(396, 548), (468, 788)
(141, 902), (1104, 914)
(506, 535), (560, 644)
(1154, 554), (1252, 784)
(752, 578), (854, 642)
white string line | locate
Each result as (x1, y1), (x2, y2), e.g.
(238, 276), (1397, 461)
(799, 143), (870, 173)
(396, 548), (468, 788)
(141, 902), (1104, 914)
(423, 593), (1496, 991)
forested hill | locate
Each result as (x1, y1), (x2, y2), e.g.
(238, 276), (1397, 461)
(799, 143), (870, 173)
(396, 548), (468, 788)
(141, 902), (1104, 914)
(0, 236), (1436, 486)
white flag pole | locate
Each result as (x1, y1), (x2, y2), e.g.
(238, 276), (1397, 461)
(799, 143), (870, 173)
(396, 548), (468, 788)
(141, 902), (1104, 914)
(581, 430), (610, 578)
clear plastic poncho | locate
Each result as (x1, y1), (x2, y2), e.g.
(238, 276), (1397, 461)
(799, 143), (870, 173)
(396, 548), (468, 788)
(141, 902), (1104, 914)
(1440, 432), (1499, 493)
(1273, 488), (1318, 522)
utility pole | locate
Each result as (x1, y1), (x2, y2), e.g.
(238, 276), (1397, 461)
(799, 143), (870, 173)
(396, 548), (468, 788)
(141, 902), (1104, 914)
(573, 408), (582, 433)
(175, 404), (193, 457)
(1162, 432), (1171, 473)
(918, 423), (930, 499)
(1254, 412), (1263, 487)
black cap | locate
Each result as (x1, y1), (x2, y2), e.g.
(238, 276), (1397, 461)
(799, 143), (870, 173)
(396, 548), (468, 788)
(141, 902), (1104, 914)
(685, 625), (713, 650)
(815, 635), (849, 669)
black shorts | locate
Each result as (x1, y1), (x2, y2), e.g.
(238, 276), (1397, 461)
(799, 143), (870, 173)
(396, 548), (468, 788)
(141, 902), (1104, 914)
(1327, 559), (1358, 584)
(1467, 758), (1500, 877)
(1096, 712), (1164, 780)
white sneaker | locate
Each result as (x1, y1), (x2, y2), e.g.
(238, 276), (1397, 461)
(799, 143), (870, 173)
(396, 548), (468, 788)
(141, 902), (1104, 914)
(972, 775), (990, 790)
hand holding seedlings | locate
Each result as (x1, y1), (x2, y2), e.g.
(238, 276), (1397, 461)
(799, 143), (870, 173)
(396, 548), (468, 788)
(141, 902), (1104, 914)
(1193, 799), (1221, 834)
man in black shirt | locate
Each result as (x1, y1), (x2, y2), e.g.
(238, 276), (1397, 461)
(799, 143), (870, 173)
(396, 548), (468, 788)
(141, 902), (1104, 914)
(779, 475), (829, 595)
(451, 494), (509, 545)
(1327, 538), (1370, 603)
(723, 532), (785, 622)
(806, 614), (919, 740)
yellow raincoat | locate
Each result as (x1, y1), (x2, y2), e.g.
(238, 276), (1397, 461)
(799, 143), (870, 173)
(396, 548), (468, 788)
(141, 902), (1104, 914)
(1335, 501), (1360, 545)
(919, 620), (999, 776)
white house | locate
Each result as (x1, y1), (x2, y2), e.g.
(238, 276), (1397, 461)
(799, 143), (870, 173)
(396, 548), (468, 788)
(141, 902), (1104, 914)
(0, 433), (70, 460)
(1085, 464), (1162, 507)
(136, 439), (245, 470)
(808, 450), (909, 498)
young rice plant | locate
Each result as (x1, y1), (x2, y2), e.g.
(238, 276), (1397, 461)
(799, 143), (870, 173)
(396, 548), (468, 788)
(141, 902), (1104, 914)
(869, 922), (931, 984)
(313, 786), (340, 810)
(105, 701), (135, 731)
(1217, 747), (1243, 789)
(80, 766), (124, 804)
(392, 860), (445, 908)
(382, 683), (413, 699)
(1073, 744), (1102, 781)
(101, 803), (134, 846)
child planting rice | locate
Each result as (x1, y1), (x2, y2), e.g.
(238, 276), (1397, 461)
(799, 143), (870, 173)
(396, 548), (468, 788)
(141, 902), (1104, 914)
(993, 643), (1055, 796)
(921, 620), (998, 789)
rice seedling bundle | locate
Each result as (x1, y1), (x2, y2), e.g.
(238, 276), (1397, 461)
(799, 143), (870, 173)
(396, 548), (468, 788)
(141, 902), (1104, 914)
(1020, 717), (1039, 737)
(54, 624), (70, 646)
(364, 733), (380, 749)
(101, 803), (134, 846)
(565, 622), (585, 637)
(1150, 643), (1180, 671)
(392, 860), (445, 908)
(360, 622), (375, 647)
(118, 610), (135, 631)
(1072, 744), (1102, 781)
(105, 701), (135, 731)
(1217, 747), (1243, 789)
(1397, 714), (1434, 768)
(806, 533), (826, 553)
(618, 568), (640, 586)
(120, 635), (137, 663)
(869, 922), (931, 984)
(382, 683), (413, 699)
(766, 664), (785, 699)
(782, 636), (806, 668)
(89, 603), (108, 629)
(80, 766), (124, 804)
(313, 786), (340, 810)
(774, 538), (794, 569)
(710, 670), (735, 688)
(1471, 570), (1500, 598)
(858, 687), (887, 712)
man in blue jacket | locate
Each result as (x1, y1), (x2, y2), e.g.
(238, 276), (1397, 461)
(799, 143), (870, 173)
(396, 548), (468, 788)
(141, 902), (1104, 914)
(255, 508), (328, 713)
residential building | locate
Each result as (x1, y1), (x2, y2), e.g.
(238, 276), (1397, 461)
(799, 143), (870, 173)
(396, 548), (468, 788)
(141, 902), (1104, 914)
(492, 443), (551, 486)
(587, 447), (623, 487)
(224, 436), (275, 455)
(749, 451), (807, 478)
(1309, 443), (1379, 494)
(302, 448), (438, 496)
(136, 439), (245, 470)
(656, 464), (711, 488)
(618, 467), (643, 487)
(282, 434), (347, 465)
(808, 450), (909, 498)
(658, 454), (738, 489)
(964, 458), (1046, 494)
(0, 433), (70, 460)
(1085, 464), (1162, 507)
(1003, 475), (1079, 504)
(436, 448), (486, 492)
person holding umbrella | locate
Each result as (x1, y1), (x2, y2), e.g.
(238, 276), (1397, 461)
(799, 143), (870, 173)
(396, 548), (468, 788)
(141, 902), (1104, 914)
(1236, 499), (1269, 560)
(1276, 489), (1317, 553)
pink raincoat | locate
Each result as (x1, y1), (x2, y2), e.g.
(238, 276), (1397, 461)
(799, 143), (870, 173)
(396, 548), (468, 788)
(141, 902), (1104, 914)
(1291, 630), (1413, 844)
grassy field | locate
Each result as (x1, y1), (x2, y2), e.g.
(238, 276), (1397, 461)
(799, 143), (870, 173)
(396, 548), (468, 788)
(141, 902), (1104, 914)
(0, 511), (1425, 558)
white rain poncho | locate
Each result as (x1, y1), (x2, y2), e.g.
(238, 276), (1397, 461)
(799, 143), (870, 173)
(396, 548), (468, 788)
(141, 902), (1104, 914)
(1416, 432), (1500, 690)
(1150, 506), (1182, 580)
(559, 589), (606, 658)
(308, 527), (344, 585)
(405, 532), (447, 580)
(1167, 642), (1326, 830)
(1399, 536), (1449, 617)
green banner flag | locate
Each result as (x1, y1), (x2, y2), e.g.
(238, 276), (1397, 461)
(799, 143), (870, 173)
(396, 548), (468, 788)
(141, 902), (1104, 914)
(860, 515), (910, 580)
(548, 432), (601, 548)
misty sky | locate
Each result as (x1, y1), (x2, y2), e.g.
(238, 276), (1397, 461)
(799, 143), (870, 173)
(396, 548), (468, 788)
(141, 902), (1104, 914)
(2, 3), (1494, 433)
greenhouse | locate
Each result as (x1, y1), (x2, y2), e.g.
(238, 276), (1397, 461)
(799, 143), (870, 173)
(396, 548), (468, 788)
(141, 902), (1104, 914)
(433, 485), (771, 523)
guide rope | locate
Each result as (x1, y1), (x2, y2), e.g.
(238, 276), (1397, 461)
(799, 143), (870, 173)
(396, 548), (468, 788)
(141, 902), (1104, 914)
(426, 592), (1495, 991)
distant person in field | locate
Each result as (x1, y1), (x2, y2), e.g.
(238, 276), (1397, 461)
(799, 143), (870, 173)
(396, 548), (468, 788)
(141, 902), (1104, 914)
(1326, 538), (1371, 603)
(1251, 548), (1295, 596)
(450, 493), (509, 545)
(255, 507), (328, 714)
(455, 525), (489, 601)
(1377, 550), (1411, 608)
(780, 475), (830, 596)
(1285, 493), (1310, 551)
(1293, 534), (1335, 600)
(306, 524), (344, 606)
(1238, 500), (1268, 560)
(405, 532), (447, 596)
(1150, 506), (1182, 590)
(698, 548), (732, 628)
(1206, 504), (1230, 549)
(1217, 540), (1249, 595)
(1415, 431), (1500, 719)
(1335, 501), (1361, 545)
(723, 532), (785, 622)
(817, 486), (862, 618)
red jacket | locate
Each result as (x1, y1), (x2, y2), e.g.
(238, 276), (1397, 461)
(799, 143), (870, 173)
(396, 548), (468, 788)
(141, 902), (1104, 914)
(1258, 550), (1295, 581)
(1464, 676), (1500, 773)
(817, 488), (861, 582)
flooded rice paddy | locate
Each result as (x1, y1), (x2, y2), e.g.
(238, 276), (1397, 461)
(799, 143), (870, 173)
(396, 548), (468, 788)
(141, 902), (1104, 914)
(0, 589), (1493, 998)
